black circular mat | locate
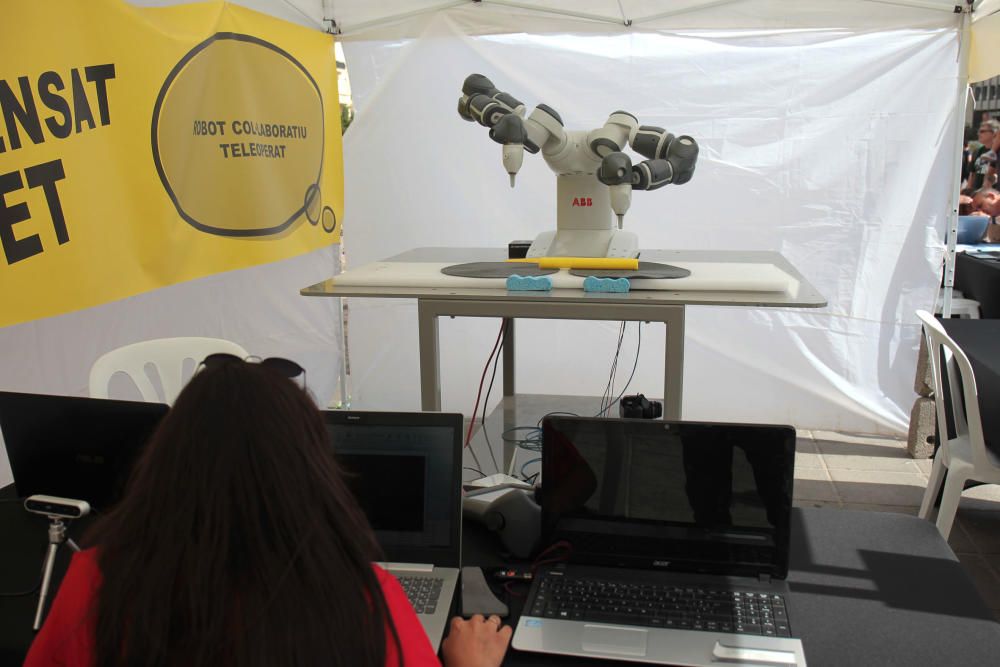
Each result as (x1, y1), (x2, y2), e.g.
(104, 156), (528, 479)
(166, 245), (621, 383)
(441, 262), (558, 278)
(568, 261), (690, 279)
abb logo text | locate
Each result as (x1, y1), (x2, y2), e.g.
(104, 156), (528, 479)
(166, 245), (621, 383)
(571, 197), (593, 207)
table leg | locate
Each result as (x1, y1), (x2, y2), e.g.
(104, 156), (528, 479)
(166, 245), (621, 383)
(418, 301), (441, 411)
(664, 307), (685, 420)
(503, 318), (515, 398)
(502, 319), (516, 472)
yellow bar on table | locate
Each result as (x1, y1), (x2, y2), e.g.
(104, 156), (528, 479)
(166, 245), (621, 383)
(507, 257), (639, 270)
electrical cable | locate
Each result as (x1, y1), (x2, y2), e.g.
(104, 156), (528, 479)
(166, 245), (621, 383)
(599, 322), (626, 415)
(594, 322), (642, 417)
(500, 426), (542, 481)
(605, 321), (642, 413)
(499, 410), (582, 481)
(501, 427), (542, 451)
(609, 323), (627, 413)
(0, 534), (47, 597)
(465, 320), (507, 473)
(0, 499), (83, 596)
(463, 466), (486, 480)
(519, 456), (542, 480)
(535, 411), (579, 427)
(598, 323), (620, 413)
(530, 540), (573, 572)
(0, 563), (43, 597)
(480, 319), (509, 474)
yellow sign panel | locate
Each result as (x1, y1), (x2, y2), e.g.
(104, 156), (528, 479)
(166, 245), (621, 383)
(0, 0), (342, 328)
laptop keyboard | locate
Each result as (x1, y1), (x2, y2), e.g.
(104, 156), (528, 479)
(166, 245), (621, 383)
(397, 575), (445, 615)
(528, 573), (791, 637)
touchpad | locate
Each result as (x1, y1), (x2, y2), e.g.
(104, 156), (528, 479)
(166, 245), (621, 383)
(582, 625), (648, 657)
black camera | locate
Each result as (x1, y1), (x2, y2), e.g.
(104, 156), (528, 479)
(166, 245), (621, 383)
(619, 394), (663, 419)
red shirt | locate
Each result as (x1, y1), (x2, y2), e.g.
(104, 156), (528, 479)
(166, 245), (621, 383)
(24, 549), (441, 666)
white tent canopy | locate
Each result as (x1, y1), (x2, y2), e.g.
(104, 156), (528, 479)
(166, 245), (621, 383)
(140, 0), (998, 83)
(203, 0), (999, 85)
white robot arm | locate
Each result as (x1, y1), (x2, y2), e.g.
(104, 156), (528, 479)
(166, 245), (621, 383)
(459, 74), (566, 186)
(459, 74), (698, 258)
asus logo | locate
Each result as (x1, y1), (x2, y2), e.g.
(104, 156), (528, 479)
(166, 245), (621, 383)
(571, 197), (593, 207)
(653, 560), (671, 568)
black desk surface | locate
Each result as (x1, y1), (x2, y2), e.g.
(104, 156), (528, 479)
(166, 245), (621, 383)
(464, 509), (1000, 667)
(955, 251), (1000, 319)
(941, 318), (1000, 459)
(3, 497), (999, 666)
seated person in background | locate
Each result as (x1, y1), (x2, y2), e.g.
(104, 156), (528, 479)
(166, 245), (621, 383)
(959, 194), (974, 216)
(967, 120), (999, 191)
(25, 359), (510, 667)
(974, 188), (1000, 243)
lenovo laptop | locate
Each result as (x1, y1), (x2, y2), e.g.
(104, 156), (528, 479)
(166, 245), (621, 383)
(323, 410), (463, 650)
(0, 391), (168, 510)
(513, 416), (807, 667)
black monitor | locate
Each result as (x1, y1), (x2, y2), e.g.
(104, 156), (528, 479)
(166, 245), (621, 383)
(541, 416), (796, 579)
(322, 410), (463, 568)
(0, 392), (168, 510)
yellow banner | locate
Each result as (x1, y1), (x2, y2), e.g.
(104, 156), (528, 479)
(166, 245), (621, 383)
(0, 0), (342, 328)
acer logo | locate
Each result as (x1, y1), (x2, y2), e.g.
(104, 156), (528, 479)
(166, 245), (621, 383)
(571, 197), (593, 207)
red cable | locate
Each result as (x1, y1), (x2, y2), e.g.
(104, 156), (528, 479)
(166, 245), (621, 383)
(465, 320), (506, 448)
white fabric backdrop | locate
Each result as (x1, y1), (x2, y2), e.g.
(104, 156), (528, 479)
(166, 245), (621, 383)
(0, 0), (969, 488)
(340, 8), (957, 435)
(0, 248), (342, 487)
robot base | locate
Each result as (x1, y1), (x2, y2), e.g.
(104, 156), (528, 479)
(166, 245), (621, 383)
(526, 229), (639, 259)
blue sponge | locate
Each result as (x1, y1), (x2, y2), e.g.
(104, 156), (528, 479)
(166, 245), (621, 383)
(506, 274), (553, 291)
(583, 276), (630, 293)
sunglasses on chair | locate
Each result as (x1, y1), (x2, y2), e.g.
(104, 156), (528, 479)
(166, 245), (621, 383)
(200, 353), (307, 386)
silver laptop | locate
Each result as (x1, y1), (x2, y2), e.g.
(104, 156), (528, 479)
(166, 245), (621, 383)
(513, 416), (807, 667)
(323, 410), (462, 650)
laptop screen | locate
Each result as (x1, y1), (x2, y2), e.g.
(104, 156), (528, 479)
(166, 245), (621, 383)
(541, 417), (795, 579)
(0, 392), (168, 510)
(323, 411), (462, 568)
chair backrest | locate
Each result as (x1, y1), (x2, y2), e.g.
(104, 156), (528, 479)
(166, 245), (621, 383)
(915, 310), (993, 470)
(89, 337), (249, 405)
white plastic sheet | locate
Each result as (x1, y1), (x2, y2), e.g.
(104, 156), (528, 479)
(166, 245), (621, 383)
(0, 248), (342, 487)
(341, 9), (957, 435)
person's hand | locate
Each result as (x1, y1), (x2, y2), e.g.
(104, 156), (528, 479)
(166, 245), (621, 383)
(441, 614), (512, 667)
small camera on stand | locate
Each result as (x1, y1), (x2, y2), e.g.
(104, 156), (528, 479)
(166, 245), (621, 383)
(619, 394), (663, 419)
(24, 495), (90, 520)
(23, 495), (90, 631)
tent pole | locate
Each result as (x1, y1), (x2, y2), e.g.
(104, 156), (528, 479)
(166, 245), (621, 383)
(863, 0), (965, 12)
(482, 0), (629, 26)
(338, 0), (629, 35)
(942, 4), (972, 319)
(276, 0), (326, 29)
(633, 0), (745, 25)
(337, 1), (468, 36)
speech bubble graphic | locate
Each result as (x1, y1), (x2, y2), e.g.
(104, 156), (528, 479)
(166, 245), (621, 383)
(152, 33), (324, 237)
(321, 205), (337, 234)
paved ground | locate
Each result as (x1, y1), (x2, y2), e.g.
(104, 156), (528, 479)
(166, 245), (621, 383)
(793, 430), (1000, 622)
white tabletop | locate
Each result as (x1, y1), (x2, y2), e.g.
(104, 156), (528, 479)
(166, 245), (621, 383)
(301, 247), (827, 309)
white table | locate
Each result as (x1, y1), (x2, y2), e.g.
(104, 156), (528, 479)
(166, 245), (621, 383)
(301, 247), (826, 420)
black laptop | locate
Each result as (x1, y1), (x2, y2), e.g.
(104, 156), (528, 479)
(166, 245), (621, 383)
(0, 391), (168, 510)
(513, 416), (807, 666)
(322, 410), (463, 650)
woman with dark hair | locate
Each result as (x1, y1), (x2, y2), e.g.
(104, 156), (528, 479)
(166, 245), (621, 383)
(24, 360), (510, 667)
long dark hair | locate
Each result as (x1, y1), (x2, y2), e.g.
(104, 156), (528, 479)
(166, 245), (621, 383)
(85, 361), (401, 667)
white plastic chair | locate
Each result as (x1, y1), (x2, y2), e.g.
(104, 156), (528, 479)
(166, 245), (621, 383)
(934, 297), (981, 319)
(916, 310), (1000, 539)
(89, 337), (248, 404)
